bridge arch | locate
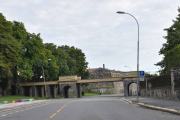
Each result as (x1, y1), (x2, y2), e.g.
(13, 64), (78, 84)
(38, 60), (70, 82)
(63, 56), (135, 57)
(128, 82), (137, 96)
(63, 85), (71, 98)
(123, 80), (137, 96)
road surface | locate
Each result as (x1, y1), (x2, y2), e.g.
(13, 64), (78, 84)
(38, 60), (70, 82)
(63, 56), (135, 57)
(0, 96), (179, 120)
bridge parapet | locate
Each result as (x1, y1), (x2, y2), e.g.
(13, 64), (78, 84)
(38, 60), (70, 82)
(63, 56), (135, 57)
(58, 76), (81, 82)
(19, 81), (58, 86)
(19, 76), (137, 86)
(111, 71), (137, 78)
(77, 77), (123, 83)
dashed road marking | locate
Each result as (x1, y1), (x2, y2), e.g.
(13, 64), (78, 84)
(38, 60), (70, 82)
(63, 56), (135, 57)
(49, 113), (57, 119)
(48, 100), (76, 120)
(120, 98), (132, 104)
(1, 114), (7, 117)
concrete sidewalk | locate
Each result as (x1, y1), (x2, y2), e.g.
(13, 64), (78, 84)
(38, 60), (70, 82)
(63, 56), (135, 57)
(123, 97), (180, 115)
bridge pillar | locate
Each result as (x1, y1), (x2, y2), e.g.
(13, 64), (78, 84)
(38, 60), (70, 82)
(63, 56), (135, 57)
(123, 81), (129, 97)
(76, 83), (81, 98)
(41, 86), (45, 97)
(46, 85), (51, 98)
(34, 86), (37, 97)
(58, 84), (62, 97)
(60, 84), (66, 98)
(20, 87), (24, 96)
(29, 87), (33, 97)
(53, 85), (58, 98)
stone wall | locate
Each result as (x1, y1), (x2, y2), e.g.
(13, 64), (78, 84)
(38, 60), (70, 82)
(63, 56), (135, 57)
(113, 82), (124, 95)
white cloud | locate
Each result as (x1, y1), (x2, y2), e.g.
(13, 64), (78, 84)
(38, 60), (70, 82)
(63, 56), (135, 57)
(0, 0), (180, 73)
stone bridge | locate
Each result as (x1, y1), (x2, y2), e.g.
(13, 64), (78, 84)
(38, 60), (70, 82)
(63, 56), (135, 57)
(19, 75), (138, 98)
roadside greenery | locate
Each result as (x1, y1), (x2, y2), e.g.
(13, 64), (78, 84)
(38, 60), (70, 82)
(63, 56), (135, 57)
(0, 13), (89, 95)
(157, 8), (180, 74)
(84, 92), (99, 97)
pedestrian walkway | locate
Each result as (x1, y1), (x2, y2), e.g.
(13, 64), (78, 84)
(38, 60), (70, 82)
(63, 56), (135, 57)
(124, 97), (180, 111)
(141, 98), (180, 111)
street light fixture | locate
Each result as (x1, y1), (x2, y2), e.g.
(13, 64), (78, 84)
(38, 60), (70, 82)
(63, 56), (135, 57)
(116, 11), (126, 14)
(116, 11), (140, 102)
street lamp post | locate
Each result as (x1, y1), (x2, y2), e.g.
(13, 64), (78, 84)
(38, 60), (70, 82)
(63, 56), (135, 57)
(41, 59), (51, 98)
(116, 11), (140, 102)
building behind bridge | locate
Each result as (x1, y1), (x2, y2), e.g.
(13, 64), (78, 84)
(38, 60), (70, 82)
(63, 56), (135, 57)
(86, 66), (137, 95)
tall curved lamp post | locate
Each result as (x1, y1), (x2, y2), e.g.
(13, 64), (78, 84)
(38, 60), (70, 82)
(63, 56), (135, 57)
(41, 58), (52, 98)
(41, 66), (46, 97)
(116, 11), (140, 102)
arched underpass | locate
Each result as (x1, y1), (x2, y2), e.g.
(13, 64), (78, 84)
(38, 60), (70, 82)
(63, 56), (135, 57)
(128, 82), (137, 96)
(63, 85), (71, 98)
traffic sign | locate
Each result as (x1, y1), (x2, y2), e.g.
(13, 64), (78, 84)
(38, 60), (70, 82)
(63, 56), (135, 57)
(139, 71), (145, 81)
(139, 71), (145, 77)
(140, 77), (144, 81)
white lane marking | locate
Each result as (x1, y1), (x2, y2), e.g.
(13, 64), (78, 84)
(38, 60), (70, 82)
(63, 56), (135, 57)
(0, 101), (52, 119)
(120, 98), (133, 104)
(1, 114), (7, 117)
(49, 113), (57, 119)
(49, 100), (77, 120)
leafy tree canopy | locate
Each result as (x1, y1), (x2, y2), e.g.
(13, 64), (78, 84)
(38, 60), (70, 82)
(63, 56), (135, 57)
(157, 8), (180, 74)
(0, 13), (89, 94)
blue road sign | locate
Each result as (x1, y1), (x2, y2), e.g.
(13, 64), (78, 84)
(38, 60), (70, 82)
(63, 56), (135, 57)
(139, 71), (145, 77)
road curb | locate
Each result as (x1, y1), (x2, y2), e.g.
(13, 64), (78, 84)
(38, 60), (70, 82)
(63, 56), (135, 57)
(138, 102), (180, 115)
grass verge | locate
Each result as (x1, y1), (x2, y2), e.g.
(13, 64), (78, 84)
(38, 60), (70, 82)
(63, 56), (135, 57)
(84, 92), (99, 96)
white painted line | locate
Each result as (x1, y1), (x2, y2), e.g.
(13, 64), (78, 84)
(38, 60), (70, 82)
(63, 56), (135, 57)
(48, 100), (75, 120)
(0, 101), (51, 119)
(49, 113), (57, 119)
(1, 114), (7, 117)
(120, 98), (132, 104)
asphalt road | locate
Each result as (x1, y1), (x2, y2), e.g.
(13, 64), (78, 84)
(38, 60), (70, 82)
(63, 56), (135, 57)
(0, 96), (179, 120)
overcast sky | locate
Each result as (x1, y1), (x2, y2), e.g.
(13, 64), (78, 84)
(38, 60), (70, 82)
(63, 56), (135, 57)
(0, 0), (180, 73)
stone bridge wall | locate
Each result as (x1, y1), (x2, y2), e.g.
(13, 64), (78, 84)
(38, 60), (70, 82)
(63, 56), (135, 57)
(113, 82), (124, 95)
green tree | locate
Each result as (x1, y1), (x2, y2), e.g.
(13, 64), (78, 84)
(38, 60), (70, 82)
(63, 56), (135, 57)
(0, 13), (20, 95)
(0, 12), (89, 96)
(11, 21), (32, 81)
(157, 8), (180, 74)
(45, 44), (89, 78)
